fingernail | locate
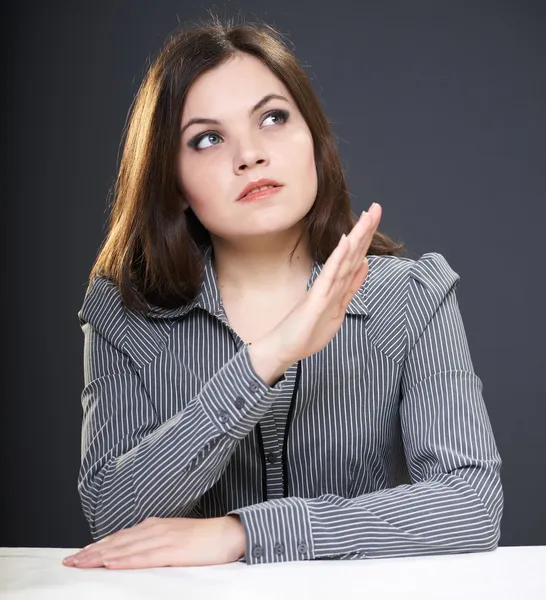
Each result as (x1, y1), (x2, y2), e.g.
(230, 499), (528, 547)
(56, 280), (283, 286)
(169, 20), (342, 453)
(369, 202), (376, 210)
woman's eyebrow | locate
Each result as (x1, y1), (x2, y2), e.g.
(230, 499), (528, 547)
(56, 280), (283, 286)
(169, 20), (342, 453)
(180, 93), (289, 136)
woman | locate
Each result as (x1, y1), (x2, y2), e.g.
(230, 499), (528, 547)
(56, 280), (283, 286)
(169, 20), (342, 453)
(63, 15), (503, 569)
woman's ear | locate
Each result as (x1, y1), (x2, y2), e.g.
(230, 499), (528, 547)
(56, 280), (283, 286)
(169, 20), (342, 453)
(176, 188), (191, 211)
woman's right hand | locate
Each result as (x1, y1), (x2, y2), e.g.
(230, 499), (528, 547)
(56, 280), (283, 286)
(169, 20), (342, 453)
(269, 202), (382, 365)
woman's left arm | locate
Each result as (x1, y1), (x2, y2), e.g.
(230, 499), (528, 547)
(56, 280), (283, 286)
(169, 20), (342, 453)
(227, 253), (503, 565)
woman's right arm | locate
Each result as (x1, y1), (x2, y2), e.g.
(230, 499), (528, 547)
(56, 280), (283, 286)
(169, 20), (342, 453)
(80, 204), (380, 541)
(77, 278), (292, 541)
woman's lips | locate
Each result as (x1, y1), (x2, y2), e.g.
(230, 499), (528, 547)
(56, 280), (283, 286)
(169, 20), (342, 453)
(238, 185), (283, 202)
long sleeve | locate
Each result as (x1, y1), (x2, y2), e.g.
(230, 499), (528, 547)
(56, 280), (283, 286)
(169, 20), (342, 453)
(77, 276), (288, 540)
(227, 253), (503, 565)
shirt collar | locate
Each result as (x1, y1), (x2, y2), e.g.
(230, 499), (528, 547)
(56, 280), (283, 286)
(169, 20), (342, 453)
(143, 244), (369, 320)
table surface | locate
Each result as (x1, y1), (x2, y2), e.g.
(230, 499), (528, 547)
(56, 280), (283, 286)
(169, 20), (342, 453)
(1, 546), (545, 600)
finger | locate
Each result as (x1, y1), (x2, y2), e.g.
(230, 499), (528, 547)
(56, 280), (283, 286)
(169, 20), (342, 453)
(339, 210), (370, 276)
(313, 204), (380, 298)
(333, 214), (372, 293)
(342, 221), (370, 282)
(68, 527), (146, 565)
(103, 546), (176, 570)
(340, 258), (369, 308)
(72, 536), (165, 568)
(314, 233), (351, 296)
(347, 204), (381, 274)
(70, 552), (108, 568)
(338, 210), (378, 302)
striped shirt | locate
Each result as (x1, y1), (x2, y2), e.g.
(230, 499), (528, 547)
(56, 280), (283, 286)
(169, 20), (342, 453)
(77, 244), (503, 565)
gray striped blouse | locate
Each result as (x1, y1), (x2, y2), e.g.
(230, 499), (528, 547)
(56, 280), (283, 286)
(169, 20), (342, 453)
(77, 244), (503, 565)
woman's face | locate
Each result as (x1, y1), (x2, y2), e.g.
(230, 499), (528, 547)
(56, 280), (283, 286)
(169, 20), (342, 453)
(176, 53), (318, 244)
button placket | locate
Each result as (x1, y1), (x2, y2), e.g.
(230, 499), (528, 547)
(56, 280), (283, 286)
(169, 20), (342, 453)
(266, 451), (279, 464)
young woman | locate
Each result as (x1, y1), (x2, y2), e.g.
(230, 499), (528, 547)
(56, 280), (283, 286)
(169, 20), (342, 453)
(63, 15), (503, 569)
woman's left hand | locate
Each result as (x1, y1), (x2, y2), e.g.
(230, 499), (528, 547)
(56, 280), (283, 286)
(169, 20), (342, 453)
(62, 515), (246, 569)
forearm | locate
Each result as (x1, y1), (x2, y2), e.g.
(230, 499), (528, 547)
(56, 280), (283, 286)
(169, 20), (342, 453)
(81, 345), (292, 539)
(228, 468), (502, 565)
(81, 398), (236, 539)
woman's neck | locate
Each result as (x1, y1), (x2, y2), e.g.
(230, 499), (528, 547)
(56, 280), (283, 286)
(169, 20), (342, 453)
(211, 232), (314, 297)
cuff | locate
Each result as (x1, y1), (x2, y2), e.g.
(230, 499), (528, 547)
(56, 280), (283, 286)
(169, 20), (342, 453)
(199, 343), (288, 440)
(227, 497), (315, 565)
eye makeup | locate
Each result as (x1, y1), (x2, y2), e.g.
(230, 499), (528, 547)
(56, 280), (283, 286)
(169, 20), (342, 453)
(187, 108), (290, 151)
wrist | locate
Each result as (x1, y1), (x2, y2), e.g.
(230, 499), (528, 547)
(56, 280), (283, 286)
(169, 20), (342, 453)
(224, 515), (247, 560)
(263, 327), (297, 369)
(248, 334), (293, 385)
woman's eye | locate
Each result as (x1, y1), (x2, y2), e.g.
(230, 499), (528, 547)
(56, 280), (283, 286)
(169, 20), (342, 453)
(193, 132), (222, 150)
(262, 109), (289, 127)
(189, 109), (289, 151)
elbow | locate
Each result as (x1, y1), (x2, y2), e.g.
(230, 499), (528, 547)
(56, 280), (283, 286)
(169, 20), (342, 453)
(78, 464), (138, 541)
(82, 492), (137, 541)
(453, 502), (502, 553)
(78, 480), (108, 540)
(451, 461), (504, 552)
(487, 491), (504, 550)
(79, 474), (201, 541)
(77, 482), (102, 540)
(472, 475), (504, 552)
(481, 469), (504, 551)
(481, 513), (502, 551)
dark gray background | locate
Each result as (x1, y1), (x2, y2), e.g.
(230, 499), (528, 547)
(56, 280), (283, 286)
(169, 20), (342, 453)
(2, 1), (544, 548)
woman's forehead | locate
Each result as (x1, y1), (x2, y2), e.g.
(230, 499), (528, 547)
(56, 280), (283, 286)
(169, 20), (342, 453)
(182, 56), (289, 117)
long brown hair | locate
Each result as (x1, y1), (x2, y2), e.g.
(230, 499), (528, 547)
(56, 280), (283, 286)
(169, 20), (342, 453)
(88, 13), (406, 314)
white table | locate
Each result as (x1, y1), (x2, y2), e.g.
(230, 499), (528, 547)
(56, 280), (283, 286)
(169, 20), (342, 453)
(1, 546), (545, 599)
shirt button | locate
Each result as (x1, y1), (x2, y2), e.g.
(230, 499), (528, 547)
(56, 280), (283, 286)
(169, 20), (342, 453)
(234, 397), (245, 409)
(248, 381), (260, 393)
(297, 542), (308, 554)
(266, 452), (279, 464)
(217, 410), (229, 423)
(252, 544), (263, 558)
(274, 543), (285, 555)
